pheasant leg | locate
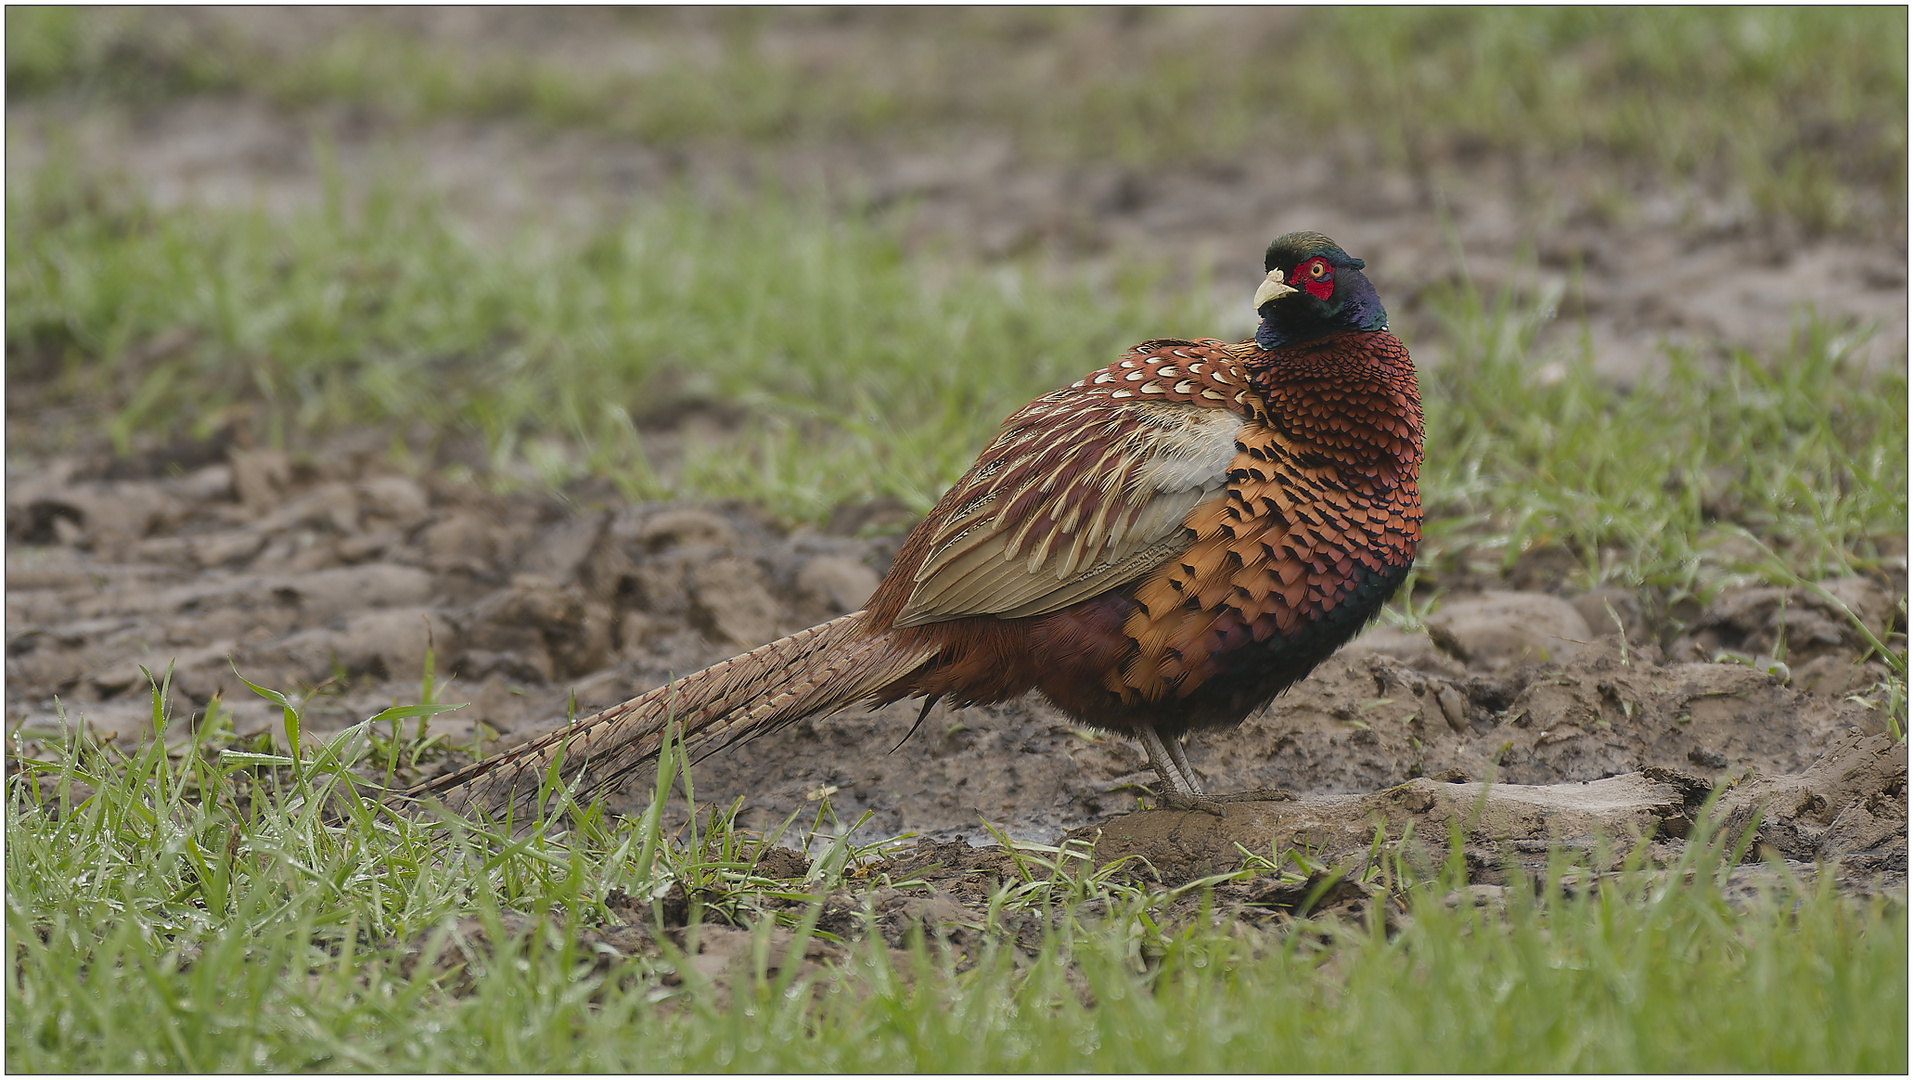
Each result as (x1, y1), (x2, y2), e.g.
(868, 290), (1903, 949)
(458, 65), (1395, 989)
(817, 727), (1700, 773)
(1164, 734), (1204, 795)
(1136, 726), (1227, 815)
(1137, 725), (1198, 795)
(1139, 726), (1293, 808)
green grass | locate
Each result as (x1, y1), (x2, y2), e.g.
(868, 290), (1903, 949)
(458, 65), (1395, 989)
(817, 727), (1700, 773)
(6, 7), (1905, 231)
(8, 681), (1906, 1072)
(1418, 263), (1906, 600)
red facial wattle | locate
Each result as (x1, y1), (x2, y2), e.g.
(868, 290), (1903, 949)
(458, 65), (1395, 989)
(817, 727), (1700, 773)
(1295, 257), (1335, 301)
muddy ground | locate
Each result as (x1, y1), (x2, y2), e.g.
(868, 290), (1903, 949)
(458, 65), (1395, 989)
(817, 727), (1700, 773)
(6, 9), (1907, 947)
(6, 440), (1905, 904)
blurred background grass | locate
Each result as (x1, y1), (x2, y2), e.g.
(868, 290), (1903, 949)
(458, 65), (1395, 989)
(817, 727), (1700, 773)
(9, 7), (1905, 228)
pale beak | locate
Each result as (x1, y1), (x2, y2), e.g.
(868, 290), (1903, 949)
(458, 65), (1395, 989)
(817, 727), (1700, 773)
(1253, 268), (1297, 309)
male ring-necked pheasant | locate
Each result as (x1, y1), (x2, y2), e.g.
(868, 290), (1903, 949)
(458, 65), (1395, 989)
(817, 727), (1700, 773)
(405, 232), (1423, 816)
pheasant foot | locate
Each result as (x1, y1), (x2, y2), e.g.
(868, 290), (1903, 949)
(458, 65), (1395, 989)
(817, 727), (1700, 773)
(1144, 782), (1227, 816)
(1193, 786), (1295, 803)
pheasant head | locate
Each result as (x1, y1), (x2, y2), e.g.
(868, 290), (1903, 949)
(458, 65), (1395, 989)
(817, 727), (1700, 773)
(1252, 232), (1389, 350)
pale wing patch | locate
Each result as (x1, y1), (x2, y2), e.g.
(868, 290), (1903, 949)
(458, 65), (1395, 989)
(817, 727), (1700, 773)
(894, 402), (1242, 627)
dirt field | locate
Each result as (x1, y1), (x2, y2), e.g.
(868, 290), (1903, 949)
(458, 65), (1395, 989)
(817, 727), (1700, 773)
(6, 9), (1906, 921)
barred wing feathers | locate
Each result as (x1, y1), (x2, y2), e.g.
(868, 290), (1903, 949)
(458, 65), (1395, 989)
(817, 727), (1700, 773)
(887, 340), (1256, 629)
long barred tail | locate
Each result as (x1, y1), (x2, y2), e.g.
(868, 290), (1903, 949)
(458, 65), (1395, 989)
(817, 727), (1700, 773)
(396, 611), (934, 820)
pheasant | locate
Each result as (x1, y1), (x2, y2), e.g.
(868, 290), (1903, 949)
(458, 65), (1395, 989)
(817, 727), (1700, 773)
(403, 232), (1423, 817)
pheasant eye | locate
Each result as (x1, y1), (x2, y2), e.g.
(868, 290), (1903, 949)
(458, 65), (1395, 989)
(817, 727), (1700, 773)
(1293, 257), (1336, 301)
